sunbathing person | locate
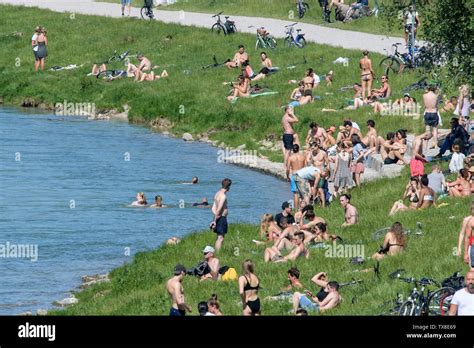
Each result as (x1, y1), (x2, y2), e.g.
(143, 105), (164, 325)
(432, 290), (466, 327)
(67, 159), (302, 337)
(290, 81), (305, 105)
(256, 214), (282, 244)
(127, 54), (152, 81)
(225, 44), (249, 69)
(227, 74), (250, 101)
(292, 277), (341, 314)
(90, 63), (106, 76)
(447, 169), (471, 197)
(417, 175), (436, 209)
(372, 222), (406, 260)
(139, 70), (168, 82)
(361, 119), (377, 149)
(300, 69), (316, 105)
(389, 177), (420, 215)
(264, 232), (309, 263)
(383, 130), (408, 165)
(368, 75), (391, 100)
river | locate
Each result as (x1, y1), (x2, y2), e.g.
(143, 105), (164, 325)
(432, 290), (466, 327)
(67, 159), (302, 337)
(0, 107), (290, 314)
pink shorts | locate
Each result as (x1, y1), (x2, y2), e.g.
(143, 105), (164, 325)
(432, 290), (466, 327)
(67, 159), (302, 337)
(410, 159), (424, 177)
(351, 162), (364, 174)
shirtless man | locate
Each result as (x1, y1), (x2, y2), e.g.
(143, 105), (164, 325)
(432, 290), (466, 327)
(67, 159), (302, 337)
(369, 75), (391, 100)
(294, 166), (321, 206)
(298, 210), (326, 243)
(305, 122), (328, 148)
(309, 146), (330, 172)
(457, 201), (474, 258)
(127, 54), (152, 81)
(293, 281), (341, 314)
(362, 119), (377, 149)
(200, 246), (220, 281)
(410, 133), (429, 177)
(210, 178), (232, 251)
(462, 203), (474, 269)
(359, 50), (375, 100)
(287, 144), (307, 209)
(340, 193), (358, 227)
(423, 85), (440, 149)
(264, 232), (309, 263)
(337, 120), (362, 146)
(225, 45), (249, 69)
(282, 106), (299, 169)
(167, 264), (193, 316)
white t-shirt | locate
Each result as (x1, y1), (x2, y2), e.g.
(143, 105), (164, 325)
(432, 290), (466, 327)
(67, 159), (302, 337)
(405, 11), (419, 26)
(449, 152), (465, 173)
(32, 34), (38, 51)
(351, 122), (361, 131)
(451, 288), (474, 315)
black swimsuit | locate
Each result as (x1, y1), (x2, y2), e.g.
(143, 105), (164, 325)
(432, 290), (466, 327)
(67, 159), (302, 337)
(244, 276), (261, 314)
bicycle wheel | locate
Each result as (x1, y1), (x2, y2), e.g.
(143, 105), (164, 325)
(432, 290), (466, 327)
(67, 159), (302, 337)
(297, 37), (306, 48)
(427, 287), (456, 316)
(211, 23), (226, 35)
(140, 7), (153, 20)
(256, 38), (263, 50)
(230, 23), (237, 33)
(398, 300), (415, 316)
(372, 227), (390, 241)
(284, 37), (293, 48)
(267, 37), (277, 49)
(379, 57), (401, 76)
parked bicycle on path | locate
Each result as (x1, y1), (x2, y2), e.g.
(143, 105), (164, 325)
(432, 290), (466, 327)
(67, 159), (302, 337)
(297, 0), (310, 18)
(249, 26), (277, 49)
(211, 12), (237, 35)
(284, 23), (306, 48)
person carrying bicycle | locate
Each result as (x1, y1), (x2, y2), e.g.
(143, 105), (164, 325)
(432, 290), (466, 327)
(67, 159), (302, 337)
(403, 5), (421, 48)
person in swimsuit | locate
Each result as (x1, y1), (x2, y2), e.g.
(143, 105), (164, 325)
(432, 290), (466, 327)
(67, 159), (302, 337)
(305, 122), (328, 149)
(127, 54), (152, 81)
(192, 197), (210, 207)
(340, 194), (358, 227)
(238, 259), (261, 315)
(282, 106), (299, 170)
(417, 175), (436, 209)
(290, 81), (305, 105)
(258, 214), (282, 243)
(462, 202), (474, 270)
(264, 232), (309, 263)
(359, 50), (375, 100)
(227, 73), (250, 101)
(210, 178), (231, 251)
(361, 119), (378, 149)
(369, 75), (391, 101)
(131, 192), (147, 206)
(292, 278), (341, 314)
(423, 85), (440, 149)
(300, 69), (315, 105)
(389, 177), (420, 215)
(447, 169), (471, 197)
(372, 222), (407, 260)
(287, 144), (307, 208)
(150, 195), (167, 208)
(457, 201), (474, 258)
(225, 45), (249, 69)
(166, 264), (192, 316)
(139, 69), (169, 82)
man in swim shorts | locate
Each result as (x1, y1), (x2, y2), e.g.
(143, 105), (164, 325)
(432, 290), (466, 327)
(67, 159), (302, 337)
(282, 106), (299, 171)
(210, 178), (232, 251)
(423, 85), (440, 148)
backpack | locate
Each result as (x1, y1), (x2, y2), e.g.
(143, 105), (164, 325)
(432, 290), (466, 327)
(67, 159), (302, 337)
(221, 267), (238, 281)
(187, 261), (211, 277)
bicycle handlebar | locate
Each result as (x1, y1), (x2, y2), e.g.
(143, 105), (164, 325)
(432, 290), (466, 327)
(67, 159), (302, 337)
(284, 22), (298, 27)
(213, 11), (223, 17)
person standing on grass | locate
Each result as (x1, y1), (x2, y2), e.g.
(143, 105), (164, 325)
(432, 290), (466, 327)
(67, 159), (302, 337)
(238, 259), (261, 316)
(121, 0), (132, 16)
(359, 50), (374, 101)
(287, 144), (307, 209)
(210, 178), (231, 251)
(33, 26), (48, 72)
(282, 106), (299, 170)
(448, 271), (474, 315)
(166, 264), (192, 316)
(340, 194), (358, 227)
(423, 85), (440, 149)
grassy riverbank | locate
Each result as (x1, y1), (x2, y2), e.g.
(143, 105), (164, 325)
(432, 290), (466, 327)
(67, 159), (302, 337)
(51, 167), (470, 315)
(0, 5), (441, 162)
(101, 0), (405, 37)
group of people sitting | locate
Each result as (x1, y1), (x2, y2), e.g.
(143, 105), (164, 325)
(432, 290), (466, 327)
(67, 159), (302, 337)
(90, 53), (168, 82)
(288, 68), (334, 107)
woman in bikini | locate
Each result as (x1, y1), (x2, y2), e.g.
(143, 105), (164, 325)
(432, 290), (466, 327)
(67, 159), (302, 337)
(389, 177), (420, 215)
(417, 175), (436, 209)
(227, 73), (250, 101)
(300, 69), (315, 105)
(372, 222), (407, 260)
(257, 214), (282, 243)
(238, 260), (261, 316)
(359, 50), (374, 101)
(447, 169), (471, 197)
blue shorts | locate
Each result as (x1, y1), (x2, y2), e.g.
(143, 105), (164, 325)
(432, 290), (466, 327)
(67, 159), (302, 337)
(121, 0), (131, 5)
(299, 295), (320, 312)
(290, 175), (298, 193)
(215, 216), (228, 236)
(169, 307), (185, 316)
(470, 246), (474, 268)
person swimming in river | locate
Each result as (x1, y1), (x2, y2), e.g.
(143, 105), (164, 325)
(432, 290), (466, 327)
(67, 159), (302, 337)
(131, 192), (147, 206)
(150, 195), (167, 208)
(193, 198), (210, 207)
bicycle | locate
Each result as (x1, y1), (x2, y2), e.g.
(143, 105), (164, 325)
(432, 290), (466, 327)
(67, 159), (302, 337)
(379, 293), (404, 316)
(249, 26), (277, 50)
(141, 0), (154, 20)
(389, 269), (456, 316)
(371, 222), (423, 241)
(210, 12), (237, 35)
(297, 0), (310, 18)
(201, 55), (228, 70)
(95, 50), (133, 66)
(402, 74), (441, 93)
(284, 23), (306, 49)
(318, 0), (331, 22)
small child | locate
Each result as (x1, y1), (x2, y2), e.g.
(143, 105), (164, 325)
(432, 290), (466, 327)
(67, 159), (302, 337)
(449, 144), (465, 173)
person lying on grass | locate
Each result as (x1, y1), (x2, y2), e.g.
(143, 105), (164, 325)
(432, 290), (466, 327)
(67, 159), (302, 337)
(447, 168), (471, 197)
(138, 69), (168, 82)
(389, 176), (420, 216)
(264, 231), (309, 263)
(372, 222), (407, 261)
(292, 277), (341, 314)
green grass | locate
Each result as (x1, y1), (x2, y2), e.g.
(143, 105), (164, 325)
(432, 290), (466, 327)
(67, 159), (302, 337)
(51, 165), (471, 315)
(101, 0), (405, 37)
(0, 5), (451, 163)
